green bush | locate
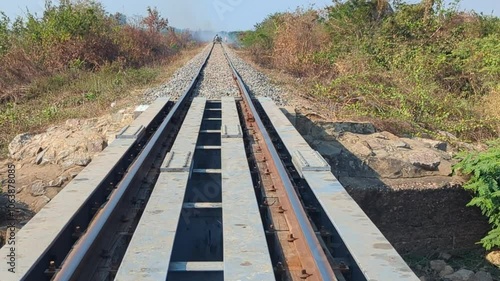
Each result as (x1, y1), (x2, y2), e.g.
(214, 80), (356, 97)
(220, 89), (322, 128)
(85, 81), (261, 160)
(240, 13), (282, 49)
(28, 1), (108, 44)
(239, 0), (500, 140)
(454, 142), (500, 250)
(239, 13), (284, 65)
(0, 1), (195, 156)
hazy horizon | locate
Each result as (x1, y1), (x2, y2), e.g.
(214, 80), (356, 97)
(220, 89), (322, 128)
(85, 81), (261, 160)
(1, 0), (499, 32)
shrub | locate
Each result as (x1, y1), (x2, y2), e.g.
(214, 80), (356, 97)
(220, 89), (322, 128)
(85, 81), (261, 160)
(239, 0), (500, 141)
(239, 13), (284, 66)
(454, 142), (500, 250)
(273, 9), (330, 77)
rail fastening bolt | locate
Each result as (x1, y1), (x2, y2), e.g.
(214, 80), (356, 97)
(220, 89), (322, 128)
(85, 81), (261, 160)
(44, 260), (57, 276)
(300, 269), (312, 279)
(275, 261), (285, 273)
(49, 260), (56, 271)
(72, 225), (82, 239)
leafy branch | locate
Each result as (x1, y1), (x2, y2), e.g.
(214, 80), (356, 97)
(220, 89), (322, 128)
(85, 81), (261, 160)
(454, 141), (500, 250)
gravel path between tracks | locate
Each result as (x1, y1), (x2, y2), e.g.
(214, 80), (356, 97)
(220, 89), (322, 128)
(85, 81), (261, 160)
(192, 44), (240, 98)
(143, 43), (288, 105)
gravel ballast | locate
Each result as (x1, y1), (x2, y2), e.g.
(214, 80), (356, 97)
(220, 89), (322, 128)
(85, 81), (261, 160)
(142, 44), (211, 103)
(192, 44), (239, 99)
(143, 43), (288, 105)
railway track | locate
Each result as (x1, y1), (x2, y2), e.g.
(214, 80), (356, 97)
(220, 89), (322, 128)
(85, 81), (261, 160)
(0, 43), (420, 281)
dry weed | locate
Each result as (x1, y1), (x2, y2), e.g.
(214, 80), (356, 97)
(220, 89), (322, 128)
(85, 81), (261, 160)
(273, 10), (330, 77)
(480, 87), (500, 136)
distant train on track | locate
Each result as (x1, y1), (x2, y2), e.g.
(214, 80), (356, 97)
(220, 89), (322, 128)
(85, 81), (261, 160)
(214, 34), (222, 44)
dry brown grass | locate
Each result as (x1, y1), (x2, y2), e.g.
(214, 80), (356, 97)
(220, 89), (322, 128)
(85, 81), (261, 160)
(0, 24), (189, 104)
(0, 46), (204, 159)
(273, 10), (331, 77)
(480, 87), (500, 136)
(0, 47), (45, 103)
(483, 87), (500, 120)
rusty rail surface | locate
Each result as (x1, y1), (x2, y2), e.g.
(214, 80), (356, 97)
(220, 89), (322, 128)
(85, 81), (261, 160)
(222, 45), (337, 281)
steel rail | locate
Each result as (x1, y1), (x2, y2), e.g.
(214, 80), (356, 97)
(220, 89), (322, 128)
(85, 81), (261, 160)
(221, 45), (337, 281)
(52, 43), (215, 281)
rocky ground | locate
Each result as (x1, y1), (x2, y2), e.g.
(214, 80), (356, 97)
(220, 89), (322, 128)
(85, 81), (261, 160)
(0, 43), (498, 280)
(416, 257), (497, 281)
(0, 108), (135, 213)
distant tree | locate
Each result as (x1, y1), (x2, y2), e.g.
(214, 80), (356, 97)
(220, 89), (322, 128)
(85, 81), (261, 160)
(423, 0), (435, 21)
(141, 7), (168, 33)
(113, 12), (127, 25)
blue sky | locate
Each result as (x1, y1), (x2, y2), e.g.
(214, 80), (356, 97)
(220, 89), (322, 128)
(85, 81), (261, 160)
(1, 0), (499, 31)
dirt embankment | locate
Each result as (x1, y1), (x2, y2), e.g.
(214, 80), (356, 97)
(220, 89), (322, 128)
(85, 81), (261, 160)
(348, 187), (488, 253)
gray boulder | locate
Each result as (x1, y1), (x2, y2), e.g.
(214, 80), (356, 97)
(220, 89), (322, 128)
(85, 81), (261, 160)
(444, 269), (475, 281)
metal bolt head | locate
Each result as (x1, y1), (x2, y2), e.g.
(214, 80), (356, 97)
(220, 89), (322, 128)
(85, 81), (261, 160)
(45, 260), (57, 275)
(275, 261), (285, 272)
(72, 226), (82, 240)
(300, 269), (312, 279)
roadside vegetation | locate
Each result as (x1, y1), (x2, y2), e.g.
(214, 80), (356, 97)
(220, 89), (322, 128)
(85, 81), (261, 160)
(0, 0), (196, 156)
(238, 0), (499, 142)
(239, 0), (500, 252)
